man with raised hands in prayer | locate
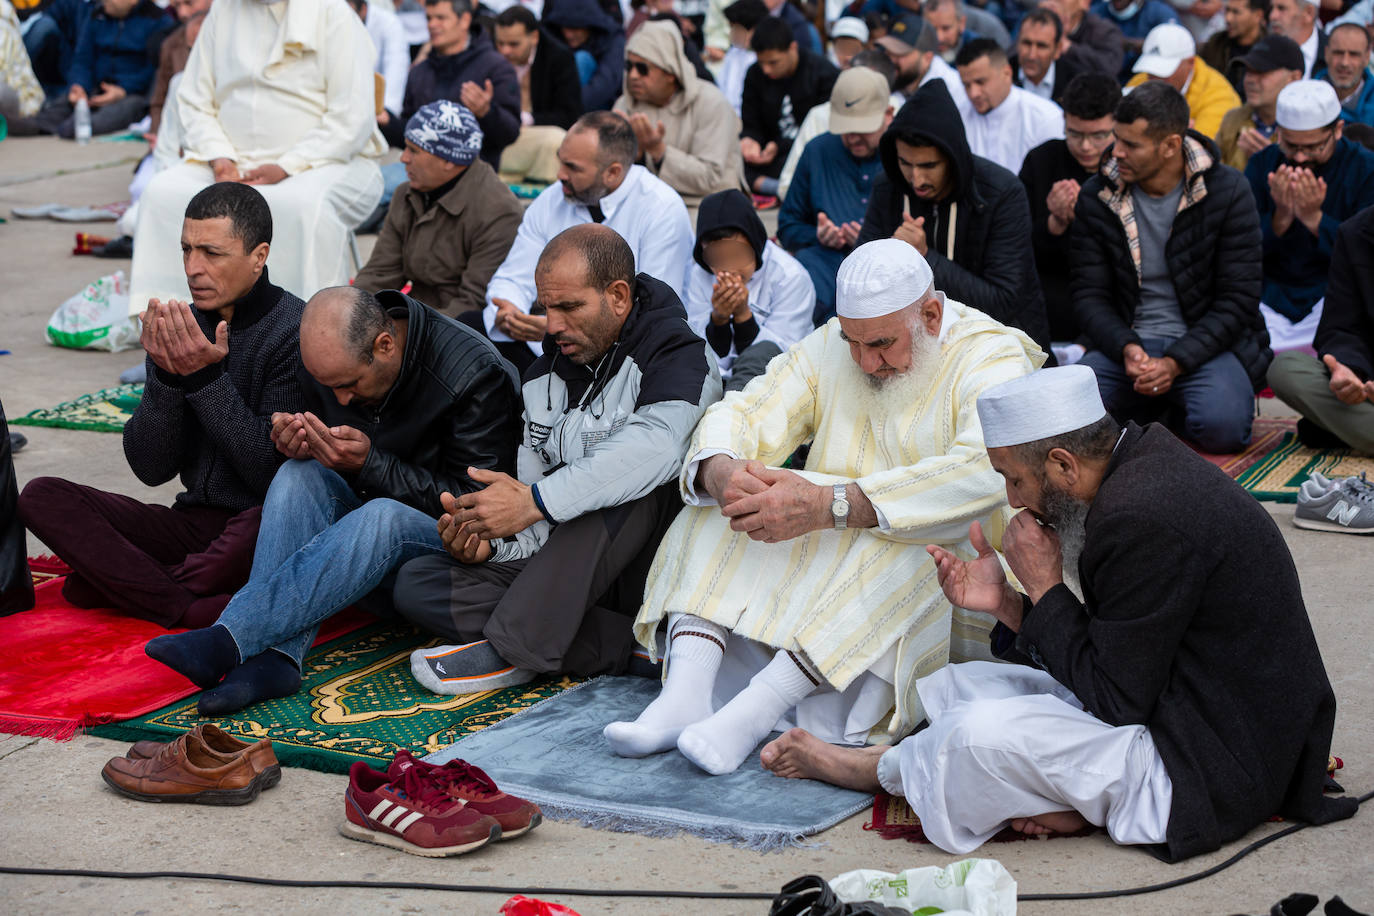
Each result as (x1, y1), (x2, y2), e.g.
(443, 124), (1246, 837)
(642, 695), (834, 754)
(603, 238), (1044, 777)
(756, 365), (1356, 861)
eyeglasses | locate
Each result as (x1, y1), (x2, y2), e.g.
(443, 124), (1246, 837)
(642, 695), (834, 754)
(1065, 129), (1114, 144)
(1277, 129), (1335, 159)
(626, 60), (651, 77)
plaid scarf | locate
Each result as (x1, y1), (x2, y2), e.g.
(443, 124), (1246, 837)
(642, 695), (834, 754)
(1096, 136), (1214, 287)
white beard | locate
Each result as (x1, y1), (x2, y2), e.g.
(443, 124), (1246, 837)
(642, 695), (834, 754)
(855, 326), (943, 419)
(1042, 484), (1090, 601)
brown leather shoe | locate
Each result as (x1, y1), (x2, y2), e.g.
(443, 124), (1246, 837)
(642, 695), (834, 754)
(102, 731), (280, 804)
(127, 724), (256, 762)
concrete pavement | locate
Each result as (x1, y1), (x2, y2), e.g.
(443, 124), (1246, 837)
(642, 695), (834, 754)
(0, 136), (1370, 916)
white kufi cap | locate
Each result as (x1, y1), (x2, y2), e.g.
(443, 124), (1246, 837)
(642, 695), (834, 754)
(835, 239), (934, 320)
(976, 365), (1108, 448)
(1276, 80), (1342, 131)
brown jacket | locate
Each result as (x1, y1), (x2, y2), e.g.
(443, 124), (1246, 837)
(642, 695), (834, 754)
(149, 24), (191, 134)
(354, 160), (523, 317)
(1215, 104), (1277, 172)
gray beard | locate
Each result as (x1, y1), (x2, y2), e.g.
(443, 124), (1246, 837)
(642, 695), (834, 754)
(1041, 483), (1090, 601)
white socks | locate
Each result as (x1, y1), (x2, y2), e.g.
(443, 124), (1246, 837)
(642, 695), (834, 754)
(603, 615), (726, 758)
(677, 649), (820, 776)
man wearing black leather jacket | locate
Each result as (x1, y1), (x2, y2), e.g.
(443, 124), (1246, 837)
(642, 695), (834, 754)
(145, 286), (523, 716)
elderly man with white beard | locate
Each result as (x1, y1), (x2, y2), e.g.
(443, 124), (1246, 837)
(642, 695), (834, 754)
(602, 238), (1045, 776)
(757, 365), (1357, 861)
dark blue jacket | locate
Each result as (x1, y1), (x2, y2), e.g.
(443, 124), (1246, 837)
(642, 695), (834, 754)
(387, 22), (521, 167)
(544, 0), (626, 112)
(67, 0), (168, 95)
(777, 133), (880, 252)
(1315, 67), (1374, 127)
(1245, 137), (1374, 321)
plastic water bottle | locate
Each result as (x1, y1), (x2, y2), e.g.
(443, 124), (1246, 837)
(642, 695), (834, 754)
(74, 97), (91, 146)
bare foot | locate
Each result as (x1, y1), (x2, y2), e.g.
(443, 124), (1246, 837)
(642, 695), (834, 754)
(1010, 810), (1090, 837)
(759, 727), (887, 791)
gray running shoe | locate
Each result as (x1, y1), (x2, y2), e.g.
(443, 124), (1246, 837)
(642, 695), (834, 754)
(1294, 472), (1374, 534)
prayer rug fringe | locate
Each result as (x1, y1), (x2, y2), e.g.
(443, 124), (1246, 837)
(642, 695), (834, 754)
(0, 714), (86, 741)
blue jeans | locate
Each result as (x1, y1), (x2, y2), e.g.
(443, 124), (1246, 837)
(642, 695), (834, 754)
(21, 15), (66, 97)
(1079, 338), (1256, 453)
(215, 461), (445, 667)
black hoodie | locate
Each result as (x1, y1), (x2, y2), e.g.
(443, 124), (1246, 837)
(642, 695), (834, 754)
(858, 80), (1053, 355)
(693, 190), (768, 356)
(544, 0), (628, 112)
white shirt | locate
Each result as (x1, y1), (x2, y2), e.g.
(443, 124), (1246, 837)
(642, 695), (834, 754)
(920, 54), (972, 112)
(481, 0), (544, 19)
(1019, 59), (1055, 102)
(683, 240), (816, 377)
(718, 45), (755, 117)
(961, 85), (1064, 173)
(1299, 24), (1319, 78)
(485, 165), (695, 352)
(365, 4), (410, 115)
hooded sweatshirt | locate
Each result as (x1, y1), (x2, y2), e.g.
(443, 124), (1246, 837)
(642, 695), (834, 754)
(858, 79), (1053, 354)
(613, 21), (744, 203)
(545, 0), (627, 113)
(686, 189), (815, 375)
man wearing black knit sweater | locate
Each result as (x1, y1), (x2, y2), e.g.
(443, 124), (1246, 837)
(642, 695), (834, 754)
(19, 183), (305, 629)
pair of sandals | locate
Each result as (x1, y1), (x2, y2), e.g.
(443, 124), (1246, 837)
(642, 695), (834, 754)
(769, 875), (908, 916)
(11, 202), (119, 222)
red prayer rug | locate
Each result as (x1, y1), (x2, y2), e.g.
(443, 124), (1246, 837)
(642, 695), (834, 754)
(863, 793), (1099, 844)
(0, 560), (367, 740)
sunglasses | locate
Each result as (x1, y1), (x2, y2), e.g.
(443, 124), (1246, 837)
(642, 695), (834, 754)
(626, 60), (652, 76)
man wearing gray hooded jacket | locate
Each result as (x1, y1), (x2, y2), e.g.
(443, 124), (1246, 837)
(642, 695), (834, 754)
(394, 223), (723, 694)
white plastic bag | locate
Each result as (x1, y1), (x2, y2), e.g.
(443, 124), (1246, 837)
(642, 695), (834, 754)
(829, 859), (1018, 916)
(46, 270), (141, 352)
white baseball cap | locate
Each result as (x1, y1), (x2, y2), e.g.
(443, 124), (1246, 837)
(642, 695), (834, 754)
(1276, 80), (1342, 130)
(1133, 23), (1197, 79)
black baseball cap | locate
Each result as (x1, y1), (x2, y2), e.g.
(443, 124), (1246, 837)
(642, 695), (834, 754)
(1237, 35), (1305, 73)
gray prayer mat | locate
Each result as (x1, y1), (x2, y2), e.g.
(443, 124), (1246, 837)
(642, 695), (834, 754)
(424, 675), (873, 851)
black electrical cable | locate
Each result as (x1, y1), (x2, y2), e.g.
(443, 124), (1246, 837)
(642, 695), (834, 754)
(0, 789), (1366, 904)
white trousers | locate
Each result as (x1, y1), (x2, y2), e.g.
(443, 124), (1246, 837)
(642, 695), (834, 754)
(128, 159), (383, 312)
(1261, 299), (1324, 354)
(876, 661), (1173, 854)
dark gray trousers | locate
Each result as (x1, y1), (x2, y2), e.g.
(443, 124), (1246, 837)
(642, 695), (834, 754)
(392, 484), (683, 678)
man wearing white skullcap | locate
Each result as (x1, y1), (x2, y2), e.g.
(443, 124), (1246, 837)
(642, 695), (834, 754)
(1245, 79), (1374, 351)
(604, 239), (1045, 775)
(759, 366), (1357, 861)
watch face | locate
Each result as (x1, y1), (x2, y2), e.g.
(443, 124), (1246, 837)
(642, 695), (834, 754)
(834, 498), (850, 515)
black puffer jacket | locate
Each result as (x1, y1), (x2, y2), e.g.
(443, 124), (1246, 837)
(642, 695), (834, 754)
(300, 291), (522, 516)
(1070, 131), (1270, 389)
(1316, 203), (1374, 382)
(858, 79), (1052, 355)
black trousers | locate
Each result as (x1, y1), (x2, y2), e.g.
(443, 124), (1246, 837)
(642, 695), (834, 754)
(0, 402), (33, 615)
(392, 484), (682, 678)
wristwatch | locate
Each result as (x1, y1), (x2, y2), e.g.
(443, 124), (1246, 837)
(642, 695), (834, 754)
(831, 483), (850, 530)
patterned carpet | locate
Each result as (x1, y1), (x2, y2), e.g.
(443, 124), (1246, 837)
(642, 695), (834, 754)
(11, 383), (143, 432)
(1235, 434), (1374, 503)
(91, 621), (581, 773)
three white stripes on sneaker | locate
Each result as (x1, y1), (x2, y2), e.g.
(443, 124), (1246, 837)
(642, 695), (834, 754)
(368, 799), (426, 833)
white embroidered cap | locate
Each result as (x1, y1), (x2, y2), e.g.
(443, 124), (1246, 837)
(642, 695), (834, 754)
(835, 239), (934, 320)
(1276, 80), (1342, 131)
(976, 365), (1108, 448)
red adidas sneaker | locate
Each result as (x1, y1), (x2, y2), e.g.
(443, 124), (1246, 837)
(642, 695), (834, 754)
(340, 761), (500, 857)
(391, 750), (543, 840)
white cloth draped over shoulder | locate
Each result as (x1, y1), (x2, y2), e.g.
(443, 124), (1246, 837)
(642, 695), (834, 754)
(128, 0), (386, 311)
(634, 300), (1047, 741)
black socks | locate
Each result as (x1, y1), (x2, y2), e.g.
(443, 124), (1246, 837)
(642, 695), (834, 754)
(197, 650), (302, 716)
(145, 625), (239, 689)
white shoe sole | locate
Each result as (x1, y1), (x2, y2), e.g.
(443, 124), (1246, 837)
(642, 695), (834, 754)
(1292, 516), (1374, 535)
(409, 647), (535, 696)
(338, 818), (499, 857)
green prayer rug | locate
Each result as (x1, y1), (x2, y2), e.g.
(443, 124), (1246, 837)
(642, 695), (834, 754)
(1234, 433), (1374, 503)
(11, 383), (143, 433)
(90, 621), (581, 773)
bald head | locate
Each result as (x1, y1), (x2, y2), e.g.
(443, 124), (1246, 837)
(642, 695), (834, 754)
(534, 225), (636, 365)
(536, 223), (636, 289)
(301, 287), (406, 406)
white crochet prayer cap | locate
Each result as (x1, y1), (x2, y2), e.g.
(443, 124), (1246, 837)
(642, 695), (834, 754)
(1276, 80), (1342, 131)
(835, 239), (934, 320)
(976, 365), (1108, 448)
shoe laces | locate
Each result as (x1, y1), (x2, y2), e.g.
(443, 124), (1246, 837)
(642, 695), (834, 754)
(1338, 472), (1374, 504)
(436, 760), (501, 799)
(390, 763), (459, 812)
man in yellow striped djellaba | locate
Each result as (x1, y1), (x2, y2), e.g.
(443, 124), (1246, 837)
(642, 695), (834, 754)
(603, 238), (1047, 775)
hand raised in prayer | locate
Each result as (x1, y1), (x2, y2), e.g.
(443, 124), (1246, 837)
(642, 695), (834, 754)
(270, 412), (310, 459)
(1133, 355), (1180, 396)
(816, 212), (848, 250)
(90, 81), (126, 107)
(1236, 127), (1272, 157)
(1289, 167), (1327, 236)
(740, 137), (765, 164)
(299, 413), (371, 472)
(698, 454), (769, 507)
(141, 298), (229, 376)
(452, 467), (543, 538)
(1324, 354), (1370, 405)
(1003, 509), (1064, 605)
(894, 214), (927, 255)
(621, 111), (668, 161)
(719, 466), (830, 542)
(711, 272), (748, 321)
(241, 164), (288, 186)
(1046, 179), (1079, 235)
(211, 158), (242, 183)
(1268, 166), (1297, 236)
(438, 492), (494, 564)
(460, 79), (494, 119)
(493, 298), (548, 342)
(704, 45), (725, 62)
(926, 521), (1022, 629)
